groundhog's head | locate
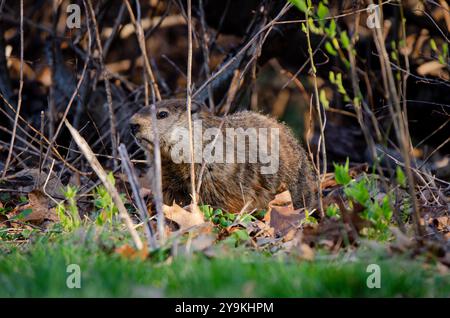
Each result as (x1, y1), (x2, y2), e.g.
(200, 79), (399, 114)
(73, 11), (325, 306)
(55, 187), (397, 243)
(130, 99), (207, 151)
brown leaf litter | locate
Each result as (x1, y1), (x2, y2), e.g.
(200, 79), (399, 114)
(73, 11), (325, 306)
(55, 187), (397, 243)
(7, 190), (58, 226)
(162, 203), (207, 232)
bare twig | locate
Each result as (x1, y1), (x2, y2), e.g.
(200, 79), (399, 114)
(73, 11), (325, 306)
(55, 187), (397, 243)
(41, 1), (92, 175)
(148, 81), (166, 244)
(129, 0), (166, 244)
(196, 70), (240, 195)
(65, 120), (144, 250)
(192, 3), (291, 100)
(220, 69), (241, 115)
(103, 3), (126, 58)
(0, 93), (87, 175)
(186, 0), (197, 206)
(43, 159), (59, 206)
(124, 0), (162, 101)
(2, 0), (24, 178)
(36, 111), (45, 188)
(0, 0), (5, 16)
(198, 0), (215, 111)
(346, 7), (394, 228)
(370, 0), (423, 237)
(86, 0), (118, 168)
(304, 3), (326, 215)
(118, 144), (157, 250)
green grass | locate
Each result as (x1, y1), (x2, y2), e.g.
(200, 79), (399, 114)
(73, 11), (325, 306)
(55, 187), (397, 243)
(0, 229), (448, 297)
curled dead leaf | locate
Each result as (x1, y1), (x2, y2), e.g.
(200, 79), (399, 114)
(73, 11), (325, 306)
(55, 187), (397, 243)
(163, 203), (205, 231)
(268, 191), (293, 209)
(264, 191), (305, 238)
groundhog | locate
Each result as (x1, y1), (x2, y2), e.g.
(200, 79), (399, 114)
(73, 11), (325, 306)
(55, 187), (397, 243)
(130, 99), (316, 213)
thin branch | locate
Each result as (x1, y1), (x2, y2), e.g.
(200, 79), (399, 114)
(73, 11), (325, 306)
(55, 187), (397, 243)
(131, 0), (166, 244)
(370, 0), (423, 237)
(65, 120), (144, 250)
(118, 144), (157, 250)
(186, 0), (197, 206)
(124, 0), (162, 101)
(2, 0), (24, 178)
(192, 3), (291, 100)
(103, 3), (126, 58)
(0, 93), (87, 175)
(41, 1), (92, 175)
(86, 0), (118, 168)
(142, 69), (166, 244)
(304, 3), (326, 215)
(198, 0), (215, 111)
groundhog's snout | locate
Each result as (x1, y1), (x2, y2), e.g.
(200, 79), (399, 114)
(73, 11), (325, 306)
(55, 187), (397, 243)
(130, 122), (140, 135)
(129, 112), (145, 136)
(130, 111), (154, 147)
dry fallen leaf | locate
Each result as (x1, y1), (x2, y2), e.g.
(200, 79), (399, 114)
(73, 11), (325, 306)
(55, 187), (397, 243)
(8, 190), (58, 225)
(265, 207), (305, 238)
(417, 61), (445, 76)
(264, 191), (305, 238)
(268, 191), (294, 209)
(163, 203), (205, 231)
(115, 244), (149, 260)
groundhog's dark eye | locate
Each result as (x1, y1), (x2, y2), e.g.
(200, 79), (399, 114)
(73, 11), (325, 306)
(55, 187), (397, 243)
(157, 111), (169, 119)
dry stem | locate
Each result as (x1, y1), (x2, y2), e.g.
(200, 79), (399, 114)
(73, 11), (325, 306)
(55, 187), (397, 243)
(65, 120), (144, 250)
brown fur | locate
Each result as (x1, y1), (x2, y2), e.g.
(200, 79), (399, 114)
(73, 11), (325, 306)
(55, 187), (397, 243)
(130, 99), (316, 212)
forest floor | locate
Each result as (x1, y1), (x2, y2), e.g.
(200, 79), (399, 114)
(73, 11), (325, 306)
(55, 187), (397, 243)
(1, 228), (449, 297)
(1, 162), (449, 297)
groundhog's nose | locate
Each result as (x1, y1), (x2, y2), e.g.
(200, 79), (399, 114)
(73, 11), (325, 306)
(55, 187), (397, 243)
(130, 123), (140, 135)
